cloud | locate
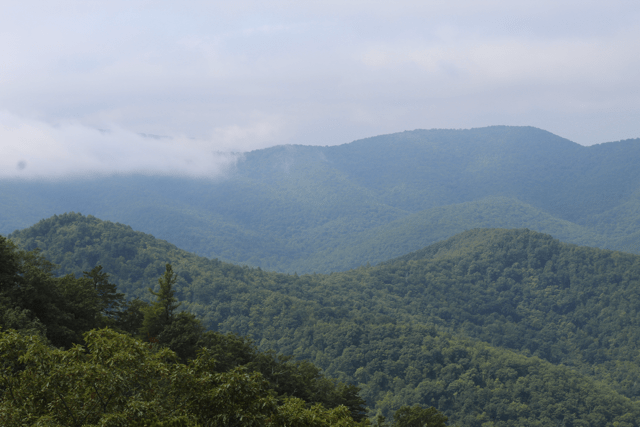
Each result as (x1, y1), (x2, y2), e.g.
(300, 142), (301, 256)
(0, 111), (242, 179)
(0, 0), (639, 167)
(359, 28), (640, 91)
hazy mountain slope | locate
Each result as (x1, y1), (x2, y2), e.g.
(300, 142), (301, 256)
(9, 214), (640, 425)
(2, 126), (640, 273)
(320, 127), (581, 213)
(320, 128), (640, 224)
(582, 189), (640, 254)
(0, 176), (305, 268)
(289, 196), (605, 273)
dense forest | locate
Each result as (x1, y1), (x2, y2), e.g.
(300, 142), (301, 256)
(0, 234), (385, 426)
(6, 213), (640, 426)
(2, 126), (640, 273)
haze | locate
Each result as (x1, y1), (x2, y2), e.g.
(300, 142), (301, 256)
(1, 0), (639, 178)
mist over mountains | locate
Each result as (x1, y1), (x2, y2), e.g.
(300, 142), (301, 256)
(2, 126), (639, 273)
(5, 125), (640, 424)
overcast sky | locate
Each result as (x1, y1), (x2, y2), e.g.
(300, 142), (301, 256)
(1, 0), (639, 178)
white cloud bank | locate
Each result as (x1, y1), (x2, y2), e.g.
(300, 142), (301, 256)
(1, 0), (639, 177)
(0, 111), (242, 179)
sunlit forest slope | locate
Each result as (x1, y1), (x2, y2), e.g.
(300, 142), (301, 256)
(8, 213), (640, 426)
(2, 126), (640, 273)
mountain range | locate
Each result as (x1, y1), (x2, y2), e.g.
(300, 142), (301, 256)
(8, 213), (640, 426)
(4, 125), (640, 425)
(2, 125), (640, 273)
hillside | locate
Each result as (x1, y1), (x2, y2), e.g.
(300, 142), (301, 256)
(9, 213), (640, 426)
(2, 126), (640, 273)
(297, 196), (605, 273)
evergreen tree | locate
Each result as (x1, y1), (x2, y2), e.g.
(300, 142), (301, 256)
(139, 264), (204, 360)
(0, 236), (99, 347)
(114, 298), (149, 336)
(82, 265), (124, 325)
(140, 263), (180, 340)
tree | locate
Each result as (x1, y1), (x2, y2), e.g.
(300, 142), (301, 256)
(392, 405), (448, 427)
(0, 237), (46, 336)
(159, 311), (204, 361)
(114, 298), (149, 336)
(0, 236), (21, 291)
(0, 327), (361, 427)
(139, 264), (205, 361)
(140, 263), (180, 339)
(83, 265), (124, 325)
(0, 236), (102, 348)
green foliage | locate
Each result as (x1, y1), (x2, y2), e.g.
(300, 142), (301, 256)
(8, 213), (206, 298)
(114, 298), (149, 336)
(0, 328), (362, 426)
(160, 311), (205, 362)
(9, 216), (640, 425)
(138, 263), (205, 361)
(2, 125), (639, 425)
(141, 263), (181, 339)
(0, 236), (45, 336)
(271, 397), (361, 427)
(392, 405), (448, 427)
(197, 331), (368, 421)
(0, 240), (367, 422)
(0, 235), (102, 347)
(0, 328), (191, 426)
(83, 265), (125, 325)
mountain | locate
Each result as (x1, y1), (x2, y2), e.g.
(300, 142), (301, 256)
(2, 126), (640, 273)
(9, 213), (640, 426)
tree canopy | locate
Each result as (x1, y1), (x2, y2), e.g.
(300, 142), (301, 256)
(0, 238), (374, 425)
(0, 327), (364, 426)
(6, 217), (640, 425)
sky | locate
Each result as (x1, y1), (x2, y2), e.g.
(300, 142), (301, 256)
(1, 0), (639, 178)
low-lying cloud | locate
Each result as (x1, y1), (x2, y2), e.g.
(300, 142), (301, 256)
(0, 111), (242, 179)
(1, 0), (639, 175)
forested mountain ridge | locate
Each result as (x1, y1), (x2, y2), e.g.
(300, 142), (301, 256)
(8, 213), (640, 426)
(2, 126), (640, 273)
(0, 233), (373, 426)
